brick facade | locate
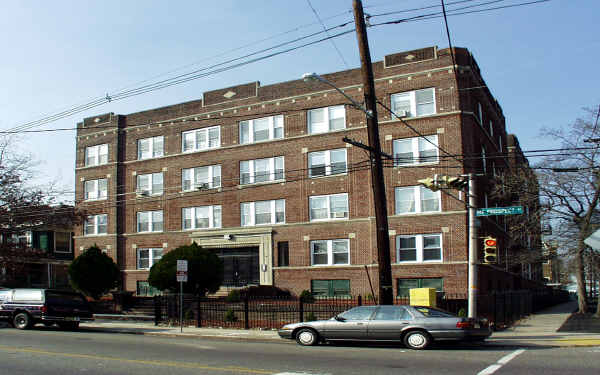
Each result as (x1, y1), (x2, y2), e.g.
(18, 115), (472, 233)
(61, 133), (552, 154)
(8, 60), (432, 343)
(74, 46), (543, 297)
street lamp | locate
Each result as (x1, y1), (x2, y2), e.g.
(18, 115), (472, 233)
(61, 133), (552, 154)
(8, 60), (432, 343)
(302, 73), (373, 118)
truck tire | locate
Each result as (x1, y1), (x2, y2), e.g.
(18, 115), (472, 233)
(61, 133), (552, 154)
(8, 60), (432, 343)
(13, 312), (33, 330)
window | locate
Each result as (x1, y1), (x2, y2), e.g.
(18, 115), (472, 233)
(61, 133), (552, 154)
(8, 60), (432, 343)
(311, 279), (350, 297)
(137, 136), (164, 160)
(278, 242), (289, 267)
(307, 105), (345, 134)
(310, 239), (349, 266)
(396, 234), (442, 263)
(482, 145), (487, 174)
(241, 199), (285, 226)
(393, 135), (439, 166)
(182, 165), (221, 191)
(239, 115), (284, 144)
(84, 214), (107, 235)
(397, 278), (443, 297)
(308, 149), (347, 177)
(182, 206), (222, 230)
(488, 120), (494, 137)
(85, 144), (108, 166)
(476, 102), (483, 124)
(374, 306), (412, 321)
(137, 173), (163, 196)
(338, 306), (377, 320)
(394, 186), (441, 214)
(84, 178), (107, 201)
(137, 211), (163, 233)
(137, 248), (163, 269)
(391, 88), (436, 118)
(240, 157), (284, 184)
(54, 232), (72, 253)
(182, 126), (220, 152)
(309, 193), (349, 221)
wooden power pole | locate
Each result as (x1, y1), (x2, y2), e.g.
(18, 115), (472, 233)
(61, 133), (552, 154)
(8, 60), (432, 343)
(353, 0), (394, 305)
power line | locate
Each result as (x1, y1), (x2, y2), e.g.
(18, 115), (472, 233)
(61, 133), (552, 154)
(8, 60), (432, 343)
(306, 0), (350, 68)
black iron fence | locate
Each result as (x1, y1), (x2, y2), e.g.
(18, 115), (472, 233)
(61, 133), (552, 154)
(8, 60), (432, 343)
(153, 288), (569, 330)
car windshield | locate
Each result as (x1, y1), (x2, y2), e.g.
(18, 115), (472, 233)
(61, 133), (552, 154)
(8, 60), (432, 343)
(338, 306), (378, 320)
(414, 307), (456, 317)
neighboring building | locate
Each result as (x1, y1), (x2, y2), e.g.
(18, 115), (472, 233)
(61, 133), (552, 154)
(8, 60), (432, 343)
(542, 241), (562, 286)
(0, 228), (74, 288)
(74, 46), (543, 297)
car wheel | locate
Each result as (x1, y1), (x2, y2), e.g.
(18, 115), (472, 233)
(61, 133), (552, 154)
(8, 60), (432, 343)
(58, 322), (80, 331)
(403, 330), (431, 350)
(295, 328), (319, 346)
(13, 312), (32, 330)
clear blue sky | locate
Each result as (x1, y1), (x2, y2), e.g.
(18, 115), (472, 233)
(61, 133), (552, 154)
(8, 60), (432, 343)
(1, 0), (598, 203)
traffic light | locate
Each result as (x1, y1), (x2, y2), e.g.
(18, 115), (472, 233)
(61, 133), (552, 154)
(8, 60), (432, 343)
(483, 236), (497, 264)
(418, 175), (467, 191)
(417, 175), (441, 191)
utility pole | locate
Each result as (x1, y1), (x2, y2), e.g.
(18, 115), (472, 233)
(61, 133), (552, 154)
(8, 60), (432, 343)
(353, 0), (393, 305)
(467, 173), (479, 318)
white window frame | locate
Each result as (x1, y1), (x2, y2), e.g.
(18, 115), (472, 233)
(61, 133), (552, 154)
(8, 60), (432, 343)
(84, 178), (107, 201)
(488, 120), (494, 137)
(308, 149), (347, 178)
(394, 186), (441, 215)
(240, 199), (285, 226)
(240, 156), (284, 185)
(396, 234), (443, 263)
(84, 214), (107, 236)
(182, 205), (222, 230)
(239, 115), (284, 144)
(393, 135), (439, 166)
(391, 88), (436, 118)
(137, 210), (163, 233)
(310, 239), (350, 266)
(309, 193), (349, 221)
(307, 105), (346, 134)
(476, 102), (483, 125)
(53, 232), (72, 254)
(136, 248), (163, 270)
(137, 136), (164, 160)
(181, 126), (220, 152)
(482, 145), (487, 174)
(182, 165), (221, 191)
(84, 144), (108, 167)
(136, 172), (163, 196)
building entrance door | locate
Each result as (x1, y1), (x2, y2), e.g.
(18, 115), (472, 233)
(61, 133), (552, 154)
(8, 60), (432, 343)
(215, 247), (260, 287)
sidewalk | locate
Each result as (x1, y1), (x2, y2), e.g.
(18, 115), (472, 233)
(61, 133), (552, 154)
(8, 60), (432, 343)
(80, 301), (600, 348)
(489, 300), (600, 347)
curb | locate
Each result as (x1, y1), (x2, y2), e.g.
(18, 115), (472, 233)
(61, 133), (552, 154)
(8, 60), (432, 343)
(80, 327), (285, 343)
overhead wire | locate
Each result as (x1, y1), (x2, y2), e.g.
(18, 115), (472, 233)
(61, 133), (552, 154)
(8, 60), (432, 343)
(306, 0), (350, 68)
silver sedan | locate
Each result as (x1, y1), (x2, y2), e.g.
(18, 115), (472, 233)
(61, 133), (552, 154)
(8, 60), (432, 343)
(278, 305), (491, 350)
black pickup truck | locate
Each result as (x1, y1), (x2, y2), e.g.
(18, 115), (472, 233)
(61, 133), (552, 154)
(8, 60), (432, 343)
(0, 288), (94, 330)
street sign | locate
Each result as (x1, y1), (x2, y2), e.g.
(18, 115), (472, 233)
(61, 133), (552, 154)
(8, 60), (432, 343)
(176, 260), (188, 282)
(476, 206), (523, 217)
(177, 260), (188, 272)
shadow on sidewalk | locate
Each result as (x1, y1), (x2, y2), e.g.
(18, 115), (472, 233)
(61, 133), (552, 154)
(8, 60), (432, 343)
(558, 313), (600, 333)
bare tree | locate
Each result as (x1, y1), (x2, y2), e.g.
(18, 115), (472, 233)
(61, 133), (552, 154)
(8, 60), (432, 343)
(0, 136), (82, 286)
(493, 107), (600, 315)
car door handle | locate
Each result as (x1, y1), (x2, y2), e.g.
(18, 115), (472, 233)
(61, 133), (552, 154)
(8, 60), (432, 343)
(400, 322), (409, 325)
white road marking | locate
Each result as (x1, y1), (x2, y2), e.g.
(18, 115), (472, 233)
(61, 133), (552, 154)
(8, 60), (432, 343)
(477, 349), (526, 375)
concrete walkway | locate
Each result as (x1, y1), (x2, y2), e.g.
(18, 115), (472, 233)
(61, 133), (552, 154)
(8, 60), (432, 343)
(78, 301), (600, 348)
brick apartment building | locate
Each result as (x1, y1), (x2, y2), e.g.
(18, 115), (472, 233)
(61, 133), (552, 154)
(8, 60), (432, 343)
(74, 46), (543, 297)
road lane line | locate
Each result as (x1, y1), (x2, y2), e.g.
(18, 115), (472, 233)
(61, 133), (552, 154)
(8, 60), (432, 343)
(0, 344), (271, 374)
(477, 349), (526, 375)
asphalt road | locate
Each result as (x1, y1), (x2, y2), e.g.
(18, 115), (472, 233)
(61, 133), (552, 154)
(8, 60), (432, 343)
(0, 326), (598, 375)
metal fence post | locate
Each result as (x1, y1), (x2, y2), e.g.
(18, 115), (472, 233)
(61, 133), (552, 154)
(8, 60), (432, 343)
(299, 298), (304, 322)
(197, 296), (202, 328)
(244, 297), (249, 329)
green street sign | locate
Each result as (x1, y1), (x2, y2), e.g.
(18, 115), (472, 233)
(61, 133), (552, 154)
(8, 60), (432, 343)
(476, 206), (524, 217)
